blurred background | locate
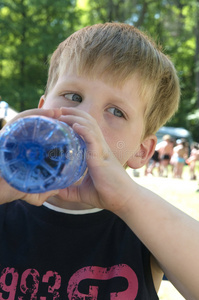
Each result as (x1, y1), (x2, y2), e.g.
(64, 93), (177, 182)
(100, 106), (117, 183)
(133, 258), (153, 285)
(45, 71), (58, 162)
(0, 0), (199, 142)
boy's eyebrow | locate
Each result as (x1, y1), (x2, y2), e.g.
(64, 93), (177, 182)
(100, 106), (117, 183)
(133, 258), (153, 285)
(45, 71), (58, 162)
(55, 79), (82, 90)
(113, 96), (139, 117)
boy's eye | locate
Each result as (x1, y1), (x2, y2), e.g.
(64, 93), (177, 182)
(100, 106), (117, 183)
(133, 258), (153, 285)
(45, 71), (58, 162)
(64, 93), (82, 103)
(107, 107), (124, 118)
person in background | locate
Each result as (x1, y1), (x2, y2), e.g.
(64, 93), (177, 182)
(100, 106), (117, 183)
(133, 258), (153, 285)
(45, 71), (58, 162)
(0, 96), (8, 129)
(156, 135), (174, 177)
(172, 138), (189, 179)
(186, 142), (199, 180)
(0, 96), (9, 118)
(146, 135), (174, 177)
(145, 148), (160, 176)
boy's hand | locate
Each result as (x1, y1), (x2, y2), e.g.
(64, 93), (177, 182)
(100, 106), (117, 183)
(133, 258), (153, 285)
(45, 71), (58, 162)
(4, 107), (62, 127)
(57, 107), (134, 214)
(0, 176), (59, 206)
(0, 108), (62, 205)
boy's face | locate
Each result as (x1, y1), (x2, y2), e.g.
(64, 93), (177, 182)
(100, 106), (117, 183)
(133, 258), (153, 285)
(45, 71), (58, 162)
(39, 68), (156, 168)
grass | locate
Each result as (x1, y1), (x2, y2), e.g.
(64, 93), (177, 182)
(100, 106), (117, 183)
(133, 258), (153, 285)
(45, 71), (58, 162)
(126, 165), (199, 300)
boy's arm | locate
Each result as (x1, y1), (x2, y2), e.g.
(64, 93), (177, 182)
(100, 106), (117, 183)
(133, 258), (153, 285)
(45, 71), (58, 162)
(116, 181), (199, 300)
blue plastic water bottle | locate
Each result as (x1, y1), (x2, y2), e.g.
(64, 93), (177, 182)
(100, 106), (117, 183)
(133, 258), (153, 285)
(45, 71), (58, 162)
(0, 116), (87, 193)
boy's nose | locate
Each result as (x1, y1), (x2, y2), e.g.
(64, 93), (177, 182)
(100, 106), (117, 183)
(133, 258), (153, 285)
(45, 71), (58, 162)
(78, 101), (100, 122)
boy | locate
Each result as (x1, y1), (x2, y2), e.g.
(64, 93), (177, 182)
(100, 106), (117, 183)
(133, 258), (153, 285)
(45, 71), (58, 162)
(0, 23), (199, 300)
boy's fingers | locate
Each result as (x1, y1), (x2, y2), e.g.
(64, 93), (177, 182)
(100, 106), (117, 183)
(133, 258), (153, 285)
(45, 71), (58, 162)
(4, 108), (62, 127)
(0, 176), (59, 206)
(21, 190), (60, 207)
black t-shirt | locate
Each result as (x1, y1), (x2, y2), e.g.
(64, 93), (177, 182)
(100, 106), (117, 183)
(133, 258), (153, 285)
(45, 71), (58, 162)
(0, 200), (159, 299)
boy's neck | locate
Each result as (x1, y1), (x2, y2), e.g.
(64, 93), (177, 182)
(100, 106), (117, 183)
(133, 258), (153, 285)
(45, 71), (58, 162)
(46, 196), (95, 211)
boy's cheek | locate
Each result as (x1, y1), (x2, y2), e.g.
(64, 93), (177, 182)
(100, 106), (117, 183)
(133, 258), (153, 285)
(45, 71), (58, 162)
(112, 146), (137, 165)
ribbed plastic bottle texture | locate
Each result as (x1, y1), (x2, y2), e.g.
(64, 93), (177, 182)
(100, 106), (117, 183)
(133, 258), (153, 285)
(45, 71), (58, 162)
(0, 116), (87, 193)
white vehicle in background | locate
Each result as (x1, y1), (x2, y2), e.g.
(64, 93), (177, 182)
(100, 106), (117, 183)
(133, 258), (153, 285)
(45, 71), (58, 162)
(156, 126), (193, 147)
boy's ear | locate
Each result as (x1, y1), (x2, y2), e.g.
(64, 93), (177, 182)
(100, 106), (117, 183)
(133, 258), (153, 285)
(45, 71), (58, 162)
(38, 95), (45, 108)
(127, 135), (157, 169)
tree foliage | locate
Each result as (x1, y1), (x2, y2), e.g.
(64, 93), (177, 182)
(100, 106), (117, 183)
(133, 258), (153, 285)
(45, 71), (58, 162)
(0, 0), (80, 110)
(0, 0), (199, 140)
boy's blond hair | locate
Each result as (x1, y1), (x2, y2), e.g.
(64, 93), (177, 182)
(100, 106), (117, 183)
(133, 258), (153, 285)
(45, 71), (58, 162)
(45, 22), (180, 139)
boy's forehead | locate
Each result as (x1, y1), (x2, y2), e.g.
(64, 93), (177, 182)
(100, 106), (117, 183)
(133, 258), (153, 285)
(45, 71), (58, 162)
(57, 63), (139, 93)
(58, 58), (141, 90)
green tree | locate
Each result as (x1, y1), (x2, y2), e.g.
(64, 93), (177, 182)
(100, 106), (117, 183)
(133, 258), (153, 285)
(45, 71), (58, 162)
(0, 0), (80, 111)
